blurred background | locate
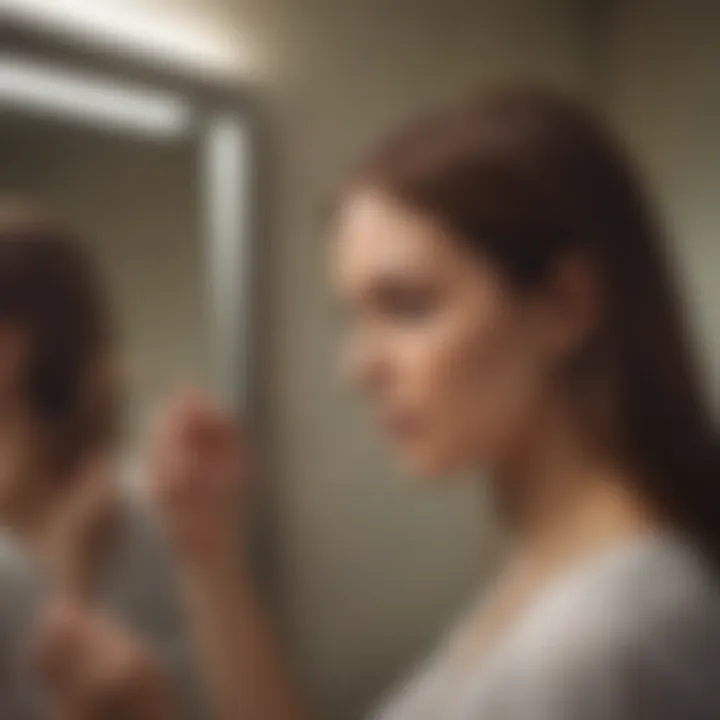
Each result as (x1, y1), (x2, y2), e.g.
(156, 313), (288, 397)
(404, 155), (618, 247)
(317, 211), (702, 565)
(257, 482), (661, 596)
(0, 1), (718, 718)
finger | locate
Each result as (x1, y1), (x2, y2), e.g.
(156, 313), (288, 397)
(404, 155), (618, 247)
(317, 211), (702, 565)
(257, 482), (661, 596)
(150, 410), (242, 497)
(36, 604), (130, 713)
(33, 598), (89, 692)
(158, 389), (225, 437)
(149, 398), (227, 482)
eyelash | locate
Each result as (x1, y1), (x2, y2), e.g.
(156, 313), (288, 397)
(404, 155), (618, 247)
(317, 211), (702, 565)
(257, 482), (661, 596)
(383, 290), (437, 320)
(334, 287), (439, 330)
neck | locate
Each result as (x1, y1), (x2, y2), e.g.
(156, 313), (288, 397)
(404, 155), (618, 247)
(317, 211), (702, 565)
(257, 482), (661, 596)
(492, 398), (660, 564)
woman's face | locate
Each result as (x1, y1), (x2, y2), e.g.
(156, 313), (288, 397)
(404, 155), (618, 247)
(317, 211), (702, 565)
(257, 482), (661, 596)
(332, 189), (579, 478)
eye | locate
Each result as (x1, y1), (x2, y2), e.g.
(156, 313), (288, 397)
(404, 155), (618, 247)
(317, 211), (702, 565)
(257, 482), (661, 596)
(376, 283), (440, 321)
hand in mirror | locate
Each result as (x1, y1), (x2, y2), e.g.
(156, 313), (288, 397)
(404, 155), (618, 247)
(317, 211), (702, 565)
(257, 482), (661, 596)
(149, 392), (252, 569)
(33, 596), (177, 720)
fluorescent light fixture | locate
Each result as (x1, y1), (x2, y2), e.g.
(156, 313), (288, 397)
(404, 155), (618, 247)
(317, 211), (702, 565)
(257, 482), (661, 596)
(0, 54), (192, 138)
(0, 0), (252, 78)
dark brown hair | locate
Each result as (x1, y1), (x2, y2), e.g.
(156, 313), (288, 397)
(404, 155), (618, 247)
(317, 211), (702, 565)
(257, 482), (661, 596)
(0, 202), (116, 477)
(348, 87), (719, 555)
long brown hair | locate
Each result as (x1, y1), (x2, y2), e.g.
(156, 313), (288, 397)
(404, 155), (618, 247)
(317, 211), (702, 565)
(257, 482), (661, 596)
(347, 87), (719, 555)
(0, 202), (117, 477)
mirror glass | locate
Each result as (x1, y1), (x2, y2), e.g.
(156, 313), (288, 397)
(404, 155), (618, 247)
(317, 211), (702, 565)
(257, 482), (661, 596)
(0, 44), (250, 719)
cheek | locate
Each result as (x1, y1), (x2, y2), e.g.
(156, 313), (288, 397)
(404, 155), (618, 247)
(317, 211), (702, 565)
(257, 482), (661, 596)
(399, 305), (548, 471)
(460, 314), (550, 462)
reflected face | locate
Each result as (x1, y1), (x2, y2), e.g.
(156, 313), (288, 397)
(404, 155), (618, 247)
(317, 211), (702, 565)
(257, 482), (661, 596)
(332, 189), (563, 478)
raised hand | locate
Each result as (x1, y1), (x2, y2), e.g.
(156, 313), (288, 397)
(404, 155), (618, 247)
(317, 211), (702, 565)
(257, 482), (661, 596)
(146, 393), (307, 720)
(149, 392), (251, 567)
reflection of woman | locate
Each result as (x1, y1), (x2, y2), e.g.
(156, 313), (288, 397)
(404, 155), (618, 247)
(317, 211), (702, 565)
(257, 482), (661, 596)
(43, 88), (720, 720)
(0, 204), (202, 719)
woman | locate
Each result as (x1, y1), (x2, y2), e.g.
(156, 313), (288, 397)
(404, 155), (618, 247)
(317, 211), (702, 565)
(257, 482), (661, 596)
(41, 87), (720, 720)
(0, 203), (204, 719)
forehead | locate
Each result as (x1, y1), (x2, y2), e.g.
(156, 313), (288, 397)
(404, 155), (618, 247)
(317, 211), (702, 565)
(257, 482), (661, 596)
(331, 190), (468, 290)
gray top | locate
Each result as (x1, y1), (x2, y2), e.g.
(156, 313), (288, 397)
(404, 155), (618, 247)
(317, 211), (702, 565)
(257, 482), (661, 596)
(374, 533), (720, 720)
(0, 495), (207, 720)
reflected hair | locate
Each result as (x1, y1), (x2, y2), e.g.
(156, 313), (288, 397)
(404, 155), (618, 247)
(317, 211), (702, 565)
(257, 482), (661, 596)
(0, 201), (117, 476)
(345, 87), (719, 557)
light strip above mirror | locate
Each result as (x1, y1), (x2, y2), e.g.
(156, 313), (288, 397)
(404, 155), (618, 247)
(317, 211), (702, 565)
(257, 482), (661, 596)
(1, 0), (251, 78)
(0, 54), (193, 138)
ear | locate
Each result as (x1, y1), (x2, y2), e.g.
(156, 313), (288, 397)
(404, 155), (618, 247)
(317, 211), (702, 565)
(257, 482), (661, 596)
(540, 253), (603, 361)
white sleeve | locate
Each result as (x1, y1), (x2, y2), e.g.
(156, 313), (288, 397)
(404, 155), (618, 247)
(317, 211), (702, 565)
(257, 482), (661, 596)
(0, 533), (48, 719)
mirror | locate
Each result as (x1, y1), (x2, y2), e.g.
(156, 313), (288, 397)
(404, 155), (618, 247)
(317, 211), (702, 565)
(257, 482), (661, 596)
(0, 22), (255, 718)
(0, 33), (254, 490)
